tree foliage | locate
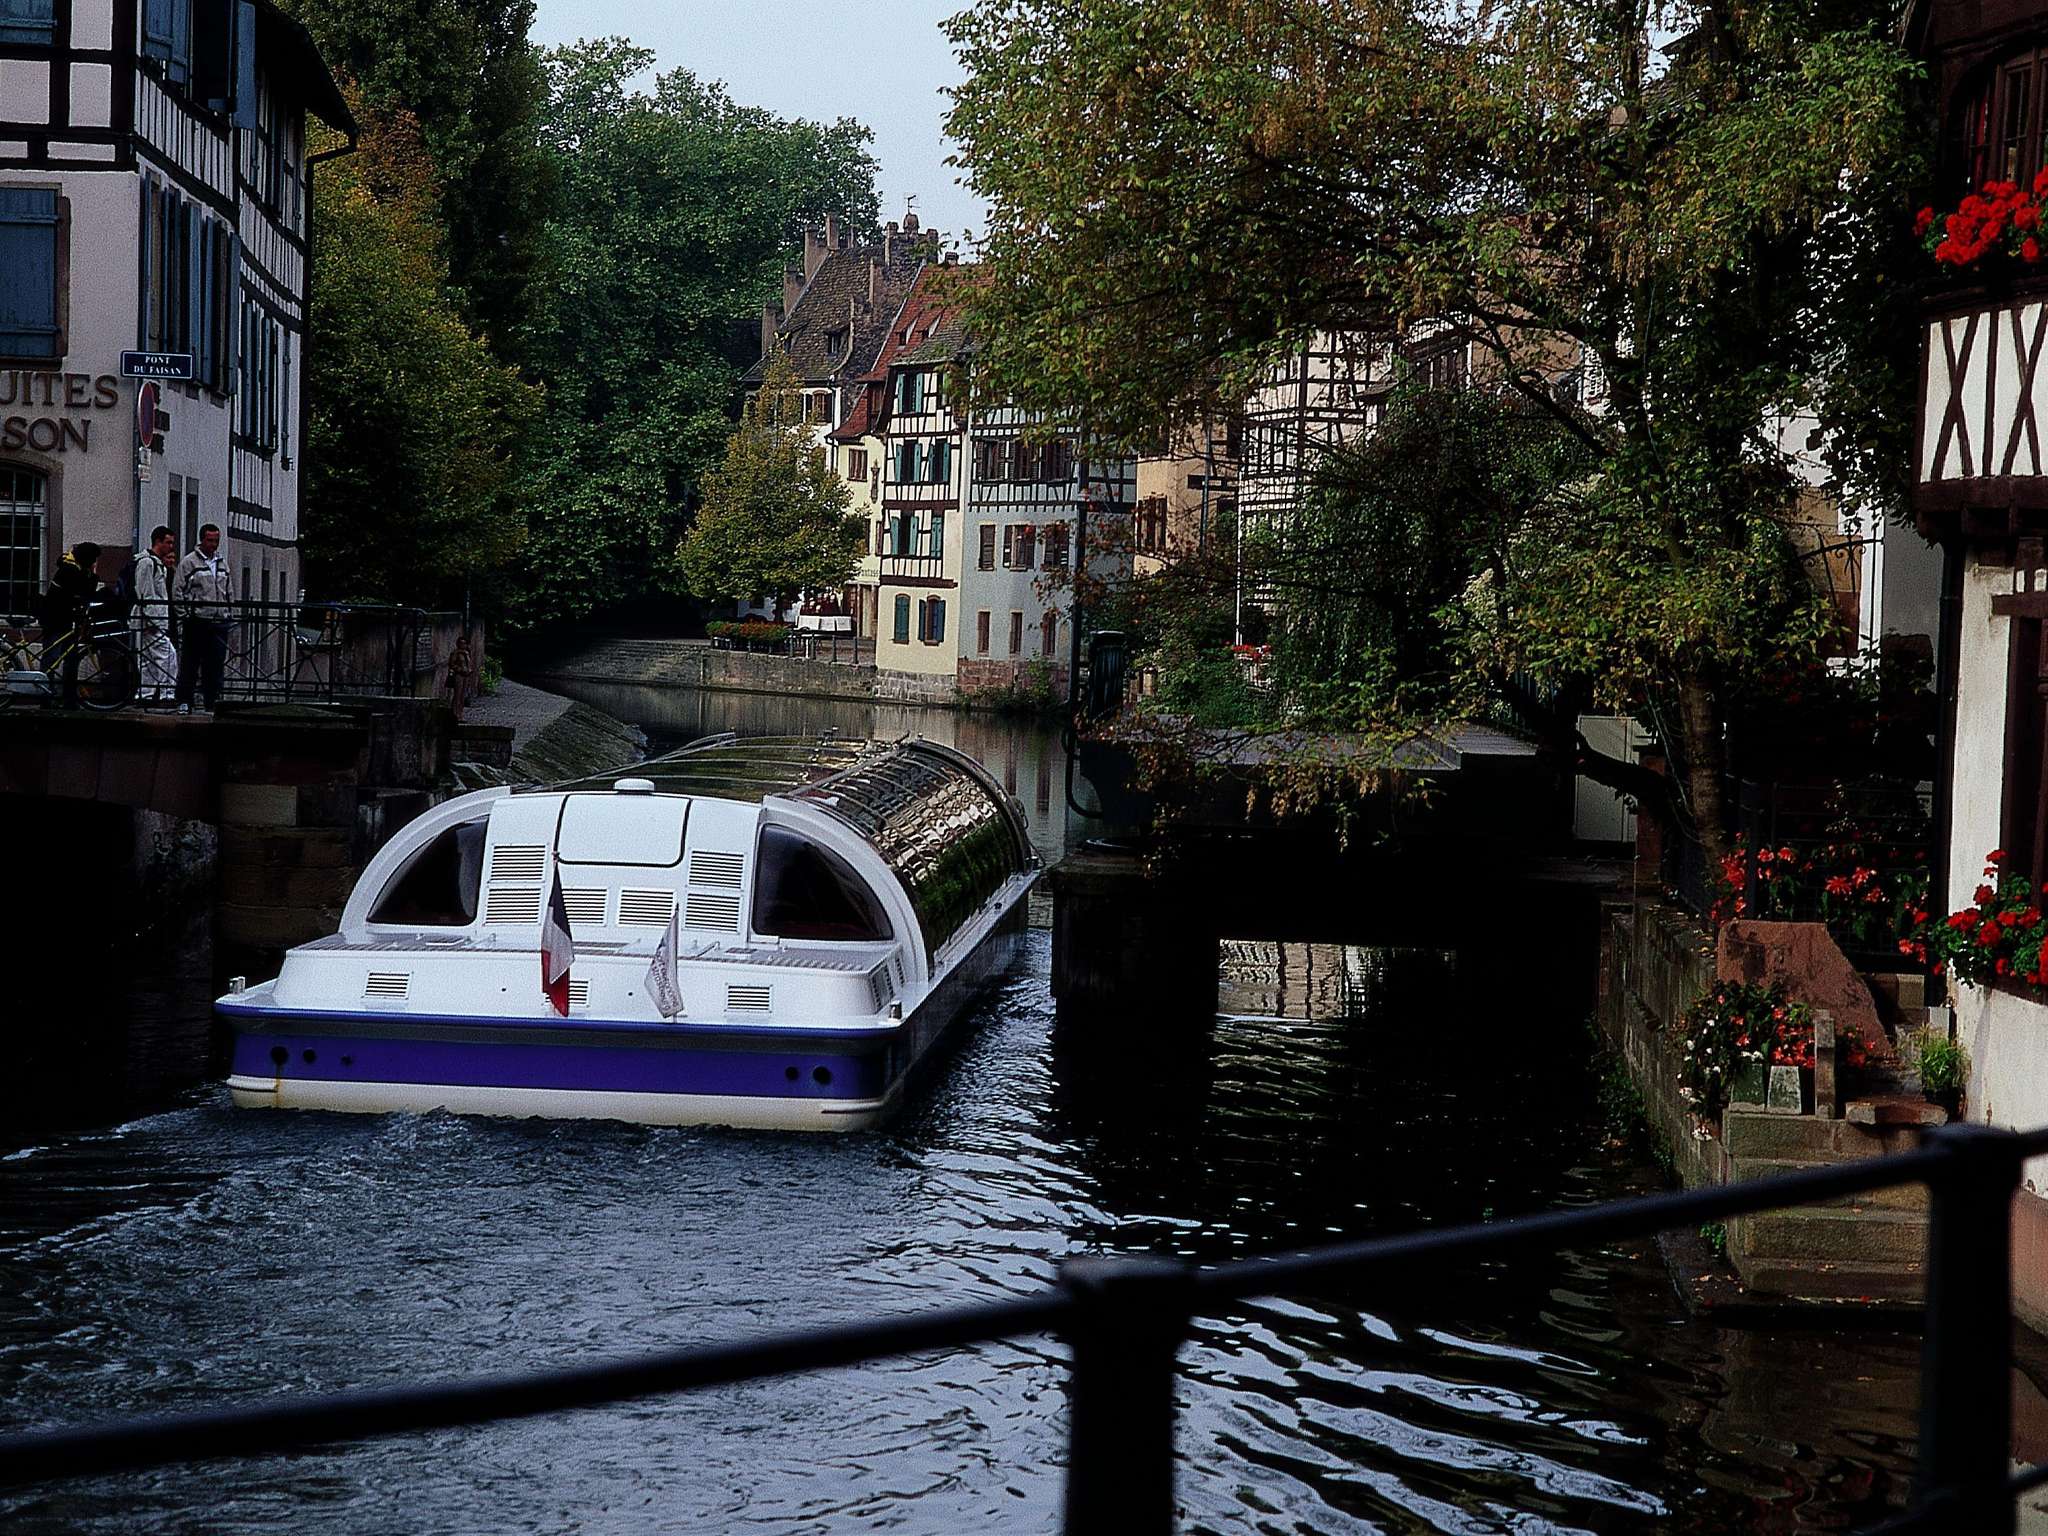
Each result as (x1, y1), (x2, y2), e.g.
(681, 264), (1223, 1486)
(282, 0), (555, 353)
(502, 41), (880, 629)
(301, 89), (538, 600)
(946, 0), (1928, 849)
(677, 354), (862, 605)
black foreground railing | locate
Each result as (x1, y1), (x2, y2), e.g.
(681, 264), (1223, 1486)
(3, 1122), (2047, 1533)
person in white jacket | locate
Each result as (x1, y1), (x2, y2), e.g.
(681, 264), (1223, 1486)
(173, 523), (233, 713)
(132, 525), (176, 706)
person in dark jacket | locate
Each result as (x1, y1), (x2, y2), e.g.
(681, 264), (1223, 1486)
(39, 543), (102, 707)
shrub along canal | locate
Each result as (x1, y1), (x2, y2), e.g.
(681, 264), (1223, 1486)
(0, 686), (2021, 1533)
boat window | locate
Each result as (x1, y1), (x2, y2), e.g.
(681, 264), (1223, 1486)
(369, 819), (487, 927)
(752, 826), (892, 942)
(557, 793), (687, 867)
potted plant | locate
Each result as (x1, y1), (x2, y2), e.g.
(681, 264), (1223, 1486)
(1911, 1028), (1968, 1116)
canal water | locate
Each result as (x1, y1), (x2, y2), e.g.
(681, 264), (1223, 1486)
(0, 683), (2008, 1533)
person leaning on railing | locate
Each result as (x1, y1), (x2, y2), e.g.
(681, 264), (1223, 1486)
(131, 525), (177, 708)
(172, 523), (232, 715)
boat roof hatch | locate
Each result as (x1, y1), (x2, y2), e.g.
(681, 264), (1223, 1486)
(556, 792), (687, 868)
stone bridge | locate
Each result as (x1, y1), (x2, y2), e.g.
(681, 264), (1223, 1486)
(0, 701), (502, 969)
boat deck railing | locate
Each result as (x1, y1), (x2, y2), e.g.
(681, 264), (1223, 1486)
(2, 1122), (2044, 1534)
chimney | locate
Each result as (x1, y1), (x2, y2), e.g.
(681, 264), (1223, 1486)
(783, 267), (804, 315)
(903, 211), (920, 234)
(824, 212), (840, 250)
(803, 226), (828, 283)
(944, 250), (959, 265)
(868, 257), (880, 307)
(760, 301), (783, 360)
(884, 220), (898, 265)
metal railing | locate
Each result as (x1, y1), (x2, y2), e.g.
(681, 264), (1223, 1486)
(23, 600), (462, 706)
(1, 1123), (2045, 1530)
(785, 628), (870, 665)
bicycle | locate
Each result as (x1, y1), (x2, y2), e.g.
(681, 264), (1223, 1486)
(0, 609), (138, 711)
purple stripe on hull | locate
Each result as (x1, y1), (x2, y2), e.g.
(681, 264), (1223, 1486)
(228, 1030), (893, 1101)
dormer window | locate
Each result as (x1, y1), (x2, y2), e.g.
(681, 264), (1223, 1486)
(1955, 46), (2048, 195)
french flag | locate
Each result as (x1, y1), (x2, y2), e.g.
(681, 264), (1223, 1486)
(540, 867), (576, 1015)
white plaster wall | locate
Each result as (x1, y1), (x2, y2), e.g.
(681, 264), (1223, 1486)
(1947, 555), (2048, 1190)
(0, 171), (138, 560)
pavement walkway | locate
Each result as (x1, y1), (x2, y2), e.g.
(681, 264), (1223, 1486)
(461, 678), (575, 755)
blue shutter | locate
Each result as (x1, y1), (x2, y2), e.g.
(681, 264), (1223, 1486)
(0, 0), (55, 45)
(930, 598), (945, 645)
(892, 595), (910, 643)
(234, 2), (257, 130)
(0, 188), (59, 359)
(185, 205), (202, 359)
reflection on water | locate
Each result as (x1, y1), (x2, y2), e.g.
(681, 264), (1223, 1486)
(10, 683), (2044, 1533)
(2, 924), (2013, 1534)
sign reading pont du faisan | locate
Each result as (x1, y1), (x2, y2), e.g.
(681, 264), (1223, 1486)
(0, 370), (124, 455)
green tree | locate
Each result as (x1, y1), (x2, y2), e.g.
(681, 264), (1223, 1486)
(504, 40), (879, 629)
(945, 0), (1926, 854)
(677, 354), (862, 606)
(302, 89), (539, 600)
(282, 0), (555, 353)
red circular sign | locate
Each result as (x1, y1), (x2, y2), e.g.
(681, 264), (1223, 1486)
(135, 380), (158, 446)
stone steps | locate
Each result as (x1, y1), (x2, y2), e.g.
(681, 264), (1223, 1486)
(1737, 1204), (1929, 1265)
(1722, 1106), (1923, 1161)
(1734, 1255), (1926, 1304)
(1728, 1157), (1930, 1212)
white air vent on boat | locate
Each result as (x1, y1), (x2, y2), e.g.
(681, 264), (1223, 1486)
(690, 850), (745, 888)
(891, 955), (903, 988)
(726, 983), (772, 1012)
(562, 888), (608, 926)
(364, 971), (410, 999)
(488, 844), (546, 881)
(685, 891), (742, 931)
(868, 965), (894, 1012)
(618, 889), (678, 926)
(484, 886), (543, 925)
(568, 979), (590, 1008)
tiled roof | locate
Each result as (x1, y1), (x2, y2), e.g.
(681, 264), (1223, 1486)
(826, 262), (966, 441)
(742, 236), (928, 389)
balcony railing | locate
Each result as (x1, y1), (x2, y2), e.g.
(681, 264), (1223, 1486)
(1, 1123), (2044, 1534)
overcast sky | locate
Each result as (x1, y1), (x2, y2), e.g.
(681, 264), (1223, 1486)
(530, 0), (989, 243)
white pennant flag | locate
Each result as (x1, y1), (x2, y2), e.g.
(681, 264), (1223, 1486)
(646, 902), (683, 1019)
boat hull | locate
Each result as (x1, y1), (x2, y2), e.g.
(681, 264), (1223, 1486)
(221, 907), (1027, 1132)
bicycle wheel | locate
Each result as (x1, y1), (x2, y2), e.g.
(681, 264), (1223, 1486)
(76, 639), (137, 711)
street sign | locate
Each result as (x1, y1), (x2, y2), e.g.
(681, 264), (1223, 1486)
(120, 351), (194, 380)
(135, 381), (158, 446)
(135, 446), (152, 483)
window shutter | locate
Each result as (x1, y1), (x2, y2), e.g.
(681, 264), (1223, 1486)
(0, 0), (56, 46)
(893, 595), (910, 643)
(978, 524), (996, 571)
(0, 188), (59, 359)
(2004, 618), (2048, 885)
(143, 0), (175, 60)
(977, 610), (990, 654)
(931, 598), (945, 644)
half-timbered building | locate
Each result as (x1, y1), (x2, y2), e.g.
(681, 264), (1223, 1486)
(0, 0), (351, 615)
(1907, 0), (2048, 1332)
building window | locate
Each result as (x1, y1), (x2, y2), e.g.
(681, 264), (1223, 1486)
(927, 438), (952, 484)
(1042, 611), (1058, 657)
(0, 188), (60, 360)
(1012, 525), (1037, 570)
(1040, 439), (1071, 483)
(928, 597), (945, 644)
(1136, 497), (1167, 553)
(920, 509), (945, 558)
(891, 513), (913, 557)
(1044, 523), (1070, 568)
(974, 436), (1000, 480)
(1011, 439), (1038, 482)
(2004, 616), (2048, 887)
(0, 0), (55, 45)
(1417, 340), (1469, 391)
(977, 523), (996, 570)
(846, 447), (868, 481)
(1008, 610), (1024, 656)
(0, 462), (46, 618)
(142, 0), (193, 87)
(1957, 47), (2048, 194)
(976, 610), (990, 655)
(892, 594), (910, 643)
